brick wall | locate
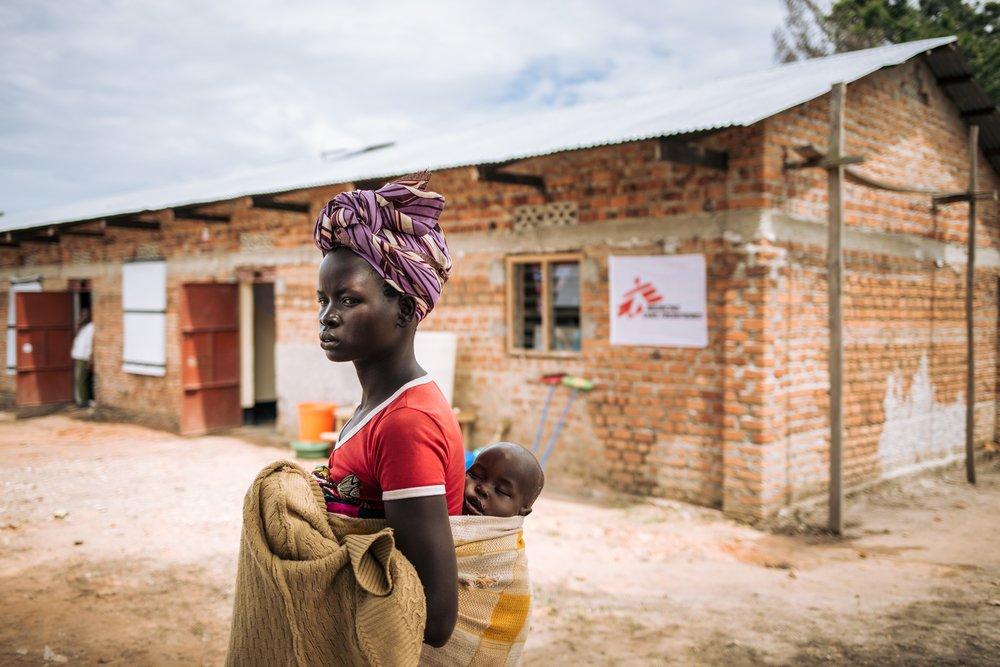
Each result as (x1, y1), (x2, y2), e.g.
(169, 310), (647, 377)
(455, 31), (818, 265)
(749, 59), (1000, 515)
(0, 57), (995, 519)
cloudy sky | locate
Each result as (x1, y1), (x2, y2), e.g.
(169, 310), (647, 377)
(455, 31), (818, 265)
(0, 1), (785, 215)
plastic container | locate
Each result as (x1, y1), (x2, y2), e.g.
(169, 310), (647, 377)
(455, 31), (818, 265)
(297, 402), (337, 442)
(291, 440), (331, 459)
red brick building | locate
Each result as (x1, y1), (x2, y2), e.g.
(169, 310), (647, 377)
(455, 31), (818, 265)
(2, 37), (998, 518)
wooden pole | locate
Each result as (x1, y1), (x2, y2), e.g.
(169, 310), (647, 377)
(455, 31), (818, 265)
(965, 124), (978, 485)
(828, 82), (846, 534)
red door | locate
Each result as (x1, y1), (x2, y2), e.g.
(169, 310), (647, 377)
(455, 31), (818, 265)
(16, 292), (74, 407)
(180, 283), (241, 435)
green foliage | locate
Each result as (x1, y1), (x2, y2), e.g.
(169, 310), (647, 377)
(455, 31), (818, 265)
(774, 0), (999, 102)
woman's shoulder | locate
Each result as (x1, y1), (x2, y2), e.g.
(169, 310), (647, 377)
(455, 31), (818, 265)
(397, 379), (451, 411)
(376, 383), (459, 436)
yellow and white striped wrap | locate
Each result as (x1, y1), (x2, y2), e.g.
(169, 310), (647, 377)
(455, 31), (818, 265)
(329, 513), (532, 666)
(420, 515), (531, 667)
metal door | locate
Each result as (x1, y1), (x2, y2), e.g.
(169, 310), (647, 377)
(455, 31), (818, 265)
(15, 292), (74, 406)
(180, 283), (241, 435)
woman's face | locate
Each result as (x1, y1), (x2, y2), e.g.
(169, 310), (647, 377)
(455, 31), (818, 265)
(317, 250), (403, 362)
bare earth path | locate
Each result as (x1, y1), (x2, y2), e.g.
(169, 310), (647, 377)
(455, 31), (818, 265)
(1, 414), (998, 665)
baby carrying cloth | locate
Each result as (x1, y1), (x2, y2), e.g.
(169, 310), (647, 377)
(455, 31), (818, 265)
(418, 515), (531, 666)
(313, 175), (452, 321)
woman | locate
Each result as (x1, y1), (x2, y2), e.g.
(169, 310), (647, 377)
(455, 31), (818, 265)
(312, 175), (463, 648)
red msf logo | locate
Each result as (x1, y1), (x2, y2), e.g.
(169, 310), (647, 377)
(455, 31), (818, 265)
(618, 277), (664, 318)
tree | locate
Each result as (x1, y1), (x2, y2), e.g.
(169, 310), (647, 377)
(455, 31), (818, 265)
(773, 0), (1000, 102)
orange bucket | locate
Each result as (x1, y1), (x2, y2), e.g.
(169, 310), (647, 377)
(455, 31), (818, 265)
(297, 402), (337, 442)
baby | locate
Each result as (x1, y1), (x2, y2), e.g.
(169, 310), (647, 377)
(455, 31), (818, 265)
(463, 442), (544, 517)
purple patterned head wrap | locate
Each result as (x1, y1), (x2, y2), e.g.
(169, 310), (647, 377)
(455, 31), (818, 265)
(313, 175), (452, 321)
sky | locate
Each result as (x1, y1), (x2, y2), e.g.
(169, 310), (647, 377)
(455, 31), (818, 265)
(0, 1), (785, 215)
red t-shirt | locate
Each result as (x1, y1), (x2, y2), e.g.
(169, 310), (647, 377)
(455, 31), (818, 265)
(315, 376), (465, 518)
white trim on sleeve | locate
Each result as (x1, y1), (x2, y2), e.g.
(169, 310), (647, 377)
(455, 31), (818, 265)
(382, 484), (446, 501)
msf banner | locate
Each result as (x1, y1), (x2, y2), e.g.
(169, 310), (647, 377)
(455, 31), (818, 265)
(609, 254), (708, 348)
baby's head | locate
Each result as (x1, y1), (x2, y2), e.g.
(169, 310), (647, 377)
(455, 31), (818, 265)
(463, 442), (544, 518)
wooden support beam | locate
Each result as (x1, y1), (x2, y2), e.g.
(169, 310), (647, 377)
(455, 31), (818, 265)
(16, 233), (60, 244)
(827, 82), (846, 536)
(250, 195), (310, 214)
(61, 220), (109, 237)
(105, 215), (160, 230)
(658, 137), (729, 170)
(931, 190), (997, 207)
(960, 106), (997, 121)
(173, 205), (230, 223)
(784, 144), (864, 170)
(786, 155), (864, 170)
(6, 226), (60, 243)
(936, 73), (974, 87)
(61, 226), (106, 237)
(476, 166), (546, 192)
(966, 125), (978, 486)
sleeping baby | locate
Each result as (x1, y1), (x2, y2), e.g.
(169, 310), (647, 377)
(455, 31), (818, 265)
(462, 442), (544, 517)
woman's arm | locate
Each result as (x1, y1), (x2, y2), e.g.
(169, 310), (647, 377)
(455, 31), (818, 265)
(384, 495), (458, 647)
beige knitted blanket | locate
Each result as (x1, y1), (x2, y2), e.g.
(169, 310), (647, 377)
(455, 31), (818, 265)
(227, 461), (531, 666)
(225, 460), (426, 667)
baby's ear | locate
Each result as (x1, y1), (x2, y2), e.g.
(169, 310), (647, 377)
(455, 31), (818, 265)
(519, 507), (532, 517)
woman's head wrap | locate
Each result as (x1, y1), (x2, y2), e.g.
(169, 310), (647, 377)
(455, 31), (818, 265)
(313, 174), (452, 321)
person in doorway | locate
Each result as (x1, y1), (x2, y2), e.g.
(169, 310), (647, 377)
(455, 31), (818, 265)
(71, 307), (94, 407)
(310, 173), (462, 648)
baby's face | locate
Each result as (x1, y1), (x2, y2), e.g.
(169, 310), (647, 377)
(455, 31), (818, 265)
(464, 448), (534, 518)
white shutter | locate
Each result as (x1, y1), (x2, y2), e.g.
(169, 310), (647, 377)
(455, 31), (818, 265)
(7, 279), (42, 374)
(122, 261), (166, 376)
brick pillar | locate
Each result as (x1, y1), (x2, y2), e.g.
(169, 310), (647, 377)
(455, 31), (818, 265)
(722, 242), (787, 519)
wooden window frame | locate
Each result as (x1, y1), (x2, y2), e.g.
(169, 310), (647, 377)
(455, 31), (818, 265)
(505, 252), (583, 358)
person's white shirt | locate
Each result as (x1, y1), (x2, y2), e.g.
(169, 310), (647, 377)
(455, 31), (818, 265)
(71, 322), (94, 361)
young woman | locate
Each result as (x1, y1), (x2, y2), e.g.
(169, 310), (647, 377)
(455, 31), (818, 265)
(311, 175), (463, 647)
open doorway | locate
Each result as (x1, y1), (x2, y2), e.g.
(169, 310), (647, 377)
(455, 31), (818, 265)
(237, 267), (277, 427)
(246, 282), (277, 424)
(69, 279), (91, 326)
(69, 279), (93, 405)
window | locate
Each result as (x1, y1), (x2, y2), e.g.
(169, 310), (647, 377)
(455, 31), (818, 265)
(6, 279), (42, 375)
(507, 254), (582, 354)
(122, 260), (166, 376)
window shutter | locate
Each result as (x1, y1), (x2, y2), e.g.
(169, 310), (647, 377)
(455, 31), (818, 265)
(122, 261), (166, 376)
(6, 279), (42, 374)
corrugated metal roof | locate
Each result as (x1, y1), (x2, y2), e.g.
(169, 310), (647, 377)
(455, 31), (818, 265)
(4, 35), (987, 234)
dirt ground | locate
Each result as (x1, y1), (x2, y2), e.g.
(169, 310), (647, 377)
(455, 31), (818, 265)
(1, 413), (998, 666)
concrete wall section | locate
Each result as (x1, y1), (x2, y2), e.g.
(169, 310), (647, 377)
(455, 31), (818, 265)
(274, 342), (360, 436)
